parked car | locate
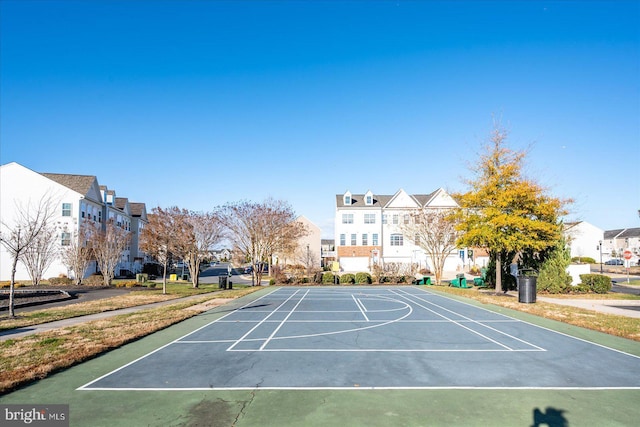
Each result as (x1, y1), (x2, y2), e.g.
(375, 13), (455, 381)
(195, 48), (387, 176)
(604, 259), (624, 265)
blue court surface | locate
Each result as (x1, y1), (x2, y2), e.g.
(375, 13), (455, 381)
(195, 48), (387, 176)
(79, 286), (640, 391)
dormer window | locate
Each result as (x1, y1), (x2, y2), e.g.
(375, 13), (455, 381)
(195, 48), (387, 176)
(365, 190), (373, 205)
(343, 191), (352, 206)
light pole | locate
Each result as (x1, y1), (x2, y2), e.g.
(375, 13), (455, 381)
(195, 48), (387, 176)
(598, 240), (603, 274)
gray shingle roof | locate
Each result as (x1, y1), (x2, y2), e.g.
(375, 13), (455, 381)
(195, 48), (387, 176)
(41, 173), (97, 196)
(335, 191), (438, 208)
(129, 202), (146, 217)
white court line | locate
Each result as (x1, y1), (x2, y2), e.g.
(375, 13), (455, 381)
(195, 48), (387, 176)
(227, 289), (302, 351)
(389, 289), (515, 351)
(77, 287), (280, 390)
(259, 289), (310, 350)
(352, 295), (369, 321)
(411, 286), (640, 360)
(81, 386), (640, 391)
(395, 288), (545, 351)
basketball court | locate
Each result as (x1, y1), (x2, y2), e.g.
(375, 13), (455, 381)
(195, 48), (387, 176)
(79, 286), (640, 391)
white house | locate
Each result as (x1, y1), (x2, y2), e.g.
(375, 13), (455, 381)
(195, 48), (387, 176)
(0, 162), (147, 282)
(334, 188), (463, 274)
(563, 221), (604, 262)
(603, 227), (640, 263)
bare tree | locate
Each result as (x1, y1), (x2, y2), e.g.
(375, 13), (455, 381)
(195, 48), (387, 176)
(171, 209), (224, 288)
(140, 206), (176, 294)
(88, 219), (131, 287)
(217, 199), (307, 286)
(397, 209), (459, 285)
(0, 196), (57, 317)
(60, 222), (94, 285)
(21, 223), (58, 286)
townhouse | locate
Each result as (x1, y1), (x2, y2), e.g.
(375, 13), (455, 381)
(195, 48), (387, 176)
(0, 162), (148, 281)
(334, 188), (465, 274)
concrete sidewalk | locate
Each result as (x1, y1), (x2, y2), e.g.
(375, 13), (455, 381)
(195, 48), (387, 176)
(0, 293), (214, 341)
(537, 296), (640, 318)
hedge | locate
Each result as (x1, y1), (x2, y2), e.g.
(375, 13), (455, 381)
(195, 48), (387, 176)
(340, 273), (355, 284)
(579, 274), (612, 294)
(322, 272), (337, 284)
(355, 272), (372, 284)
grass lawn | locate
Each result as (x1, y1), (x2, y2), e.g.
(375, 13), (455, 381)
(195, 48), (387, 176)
(0, 281), (240, 331)
(0, 286), (260, 393)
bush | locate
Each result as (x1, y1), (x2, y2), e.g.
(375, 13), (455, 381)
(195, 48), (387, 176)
(47, 276), (72, 286)
(114, 280), (138, 288)
(355, 272), (372, 284)
(83, 274), (105, 286)
(269, 278), (276, 286)
(313, 271), (324, 284)
(571, 257), (596, 264)
(579, 274), (611, 294)
(322, 272), (337, 284)
(340, 273), (355, 284)
(568, 284), (590, 294)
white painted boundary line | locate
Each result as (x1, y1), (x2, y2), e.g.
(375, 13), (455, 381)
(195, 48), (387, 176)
(352, 295), (369, 321)
(412, 286), (640, 360)
(82, 385), (640, 391)
(227, 289), (301, 351)
(394, 288), (546, 351)
(389, 289), (514, 351)
(259, 289), (309, 350)
(76, 287), (280, 390)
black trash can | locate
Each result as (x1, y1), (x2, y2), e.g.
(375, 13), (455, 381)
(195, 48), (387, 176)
(227, 281), (232, 290)
(218, 276), (228, 290)
(518, 276), (537, 303)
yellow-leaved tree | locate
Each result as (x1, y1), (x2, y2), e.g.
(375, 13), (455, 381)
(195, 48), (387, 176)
(454, 124), (570, 293)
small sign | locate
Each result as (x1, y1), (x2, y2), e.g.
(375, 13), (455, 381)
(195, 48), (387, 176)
(331, 261), (340, 272)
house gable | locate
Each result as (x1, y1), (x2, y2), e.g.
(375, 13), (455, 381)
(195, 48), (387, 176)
(385, 189), (419, 209)
(424, 188), (458, 208)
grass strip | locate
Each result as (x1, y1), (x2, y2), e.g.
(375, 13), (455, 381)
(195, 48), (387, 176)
(0, 287), (259, 394)
(0, 282), (237, 331)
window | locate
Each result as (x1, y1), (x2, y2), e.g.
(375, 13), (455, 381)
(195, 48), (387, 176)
(364, 213), (376, 224)
(382, 214), (387, 224)
(390, 234), (403, 246)
(415, 234), (421, 245)
(392, 215), (399, 225)
(81, 211), (85, 218)
(62, 203), (72, 217)
(372, 234), (379, 246)
(351, 234), (357, 245)
(344, 195), (351, 205)
(61, 232), (71, 246)
(340, 234), (346, 246)
(404, 214), (410, 224)
(342, 213), (354, 224)
(366, 195), (372, 205)
(362, 234), (368, 246)
(98, 211), (102, 223)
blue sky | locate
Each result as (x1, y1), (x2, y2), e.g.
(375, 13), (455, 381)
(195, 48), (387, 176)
(1, 0), (639, 238)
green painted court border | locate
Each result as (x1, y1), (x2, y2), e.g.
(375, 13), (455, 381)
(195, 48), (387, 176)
(1, 286), (639, 426)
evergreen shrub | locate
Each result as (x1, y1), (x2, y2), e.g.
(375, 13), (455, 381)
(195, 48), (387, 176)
(340, 273), (355, 284)
(355, 272), (372, 284)
(579, 274), (611, 294)
(322, 272), (336, 284)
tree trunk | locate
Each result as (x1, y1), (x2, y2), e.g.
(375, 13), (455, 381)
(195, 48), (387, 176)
(495, 252), (503, 294)
(162, 260), (168, 295)
(9, 255), (19, 318)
